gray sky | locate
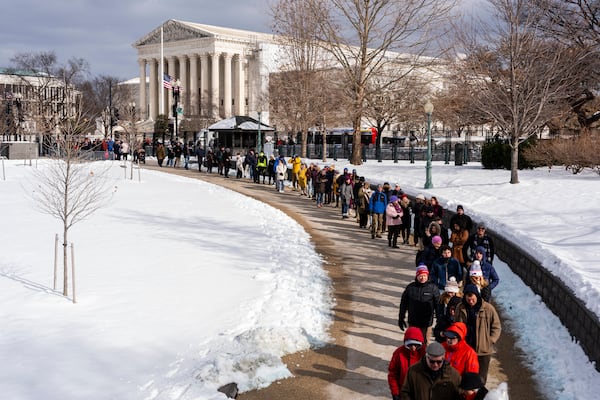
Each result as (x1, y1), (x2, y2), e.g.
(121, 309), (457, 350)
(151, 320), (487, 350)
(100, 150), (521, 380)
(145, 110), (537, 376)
(0, 0), (272, 80)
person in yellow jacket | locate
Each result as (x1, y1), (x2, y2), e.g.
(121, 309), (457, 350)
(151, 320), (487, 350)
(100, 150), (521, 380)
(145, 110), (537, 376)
(288, 155), (302, 191)
(298, 163), (308, 196)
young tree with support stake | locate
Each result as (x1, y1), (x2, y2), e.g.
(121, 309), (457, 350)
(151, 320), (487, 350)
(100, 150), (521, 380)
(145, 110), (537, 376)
(29, 75), (112, 299)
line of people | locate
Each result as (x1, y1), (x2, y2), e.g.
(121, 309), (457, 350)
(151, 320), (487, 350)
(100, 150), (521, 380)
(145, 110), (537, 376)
(172, 151), (506, 399)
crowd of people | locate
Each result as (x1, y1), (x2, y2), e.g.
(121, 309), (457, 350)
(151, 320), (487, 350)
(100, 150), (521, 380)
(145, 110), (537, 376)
(155, 150), (506, 400)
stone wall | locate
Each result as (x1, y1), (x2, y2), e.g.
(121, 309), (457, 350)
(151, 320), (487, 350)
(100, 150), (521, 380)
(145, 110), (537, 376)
(444, 209), (600, 372)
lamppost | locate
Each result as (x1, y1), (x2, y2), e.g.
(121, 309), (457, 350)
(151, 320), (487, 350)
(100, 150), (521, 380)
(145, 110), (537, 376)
(257, 110), (262, 152)
(393, 130), (398, 163)
(172, 79), (181, 142)
(445, 129), (450, 164)
(14, 93), (23, 141)
(424, 100), (434, 189)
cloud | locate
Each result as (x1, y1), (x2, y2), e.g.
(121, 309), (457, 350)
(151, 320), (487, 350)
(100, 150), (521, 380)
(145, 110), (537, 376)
(0, 0), (271, 79)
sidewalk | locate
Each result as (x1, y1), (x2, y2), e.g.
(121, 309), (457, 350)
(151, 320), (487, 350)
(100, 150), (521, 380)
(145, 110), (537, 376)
(143, 162), (543, 400)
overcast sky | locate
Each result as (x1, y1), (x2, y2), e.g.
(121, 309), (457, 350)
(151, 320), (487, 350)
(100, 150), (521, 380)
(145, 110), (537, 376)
(0, 0), (272, 80)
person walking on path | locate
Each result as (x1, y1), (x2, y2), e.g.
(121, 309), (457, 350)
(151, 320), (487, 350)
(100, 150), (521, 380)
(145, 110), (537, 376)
(441, 322), (480, 377)
(369, 184), (387, 239)
(400, 341), (461, 400)
(388, 327), (426, 400)
(399, 264), (440, 343)
(386, 195), (403, 248)
(455, 284), (502, 385)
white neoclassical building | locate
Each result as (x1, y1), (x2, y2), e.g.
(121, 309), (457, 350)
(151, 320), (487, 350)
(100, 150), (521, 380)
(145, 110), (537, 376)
(133, 20), (279, 129)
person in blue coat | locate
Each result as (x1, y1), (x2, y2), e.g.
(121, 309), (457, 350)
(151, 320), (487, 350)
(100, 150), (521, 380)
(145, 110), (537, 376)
(369, 184), (387, 239)
(430, 245), (464, 292)
(473, 246), (500, 297)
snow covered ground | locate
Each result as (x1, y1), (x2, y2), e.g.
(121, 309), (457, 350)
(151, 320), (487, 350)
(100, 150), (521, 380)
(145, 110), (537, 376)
(1, 157), (599, 399)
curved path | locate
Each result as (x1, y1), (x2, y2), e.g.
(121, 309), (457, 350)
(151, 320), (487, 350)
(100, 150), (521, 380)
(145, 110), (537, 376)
(143, 162), (543, 400)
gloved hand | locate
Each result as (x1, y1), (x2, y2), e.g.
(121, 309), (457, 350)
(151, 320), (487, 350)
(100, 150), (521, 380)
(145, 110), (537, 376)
(393, 395), (401, 400)
(398, 320), (407, 330)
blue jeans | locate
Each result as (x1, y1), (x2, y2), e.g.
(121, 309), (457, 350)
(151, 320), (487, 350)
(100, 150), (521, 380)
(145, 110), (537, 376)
(316, 192), (324, 206)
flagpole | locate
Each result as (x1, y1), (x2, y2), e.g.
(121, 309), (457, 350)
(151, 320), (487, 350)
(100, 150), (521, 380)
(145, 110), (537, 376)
(160, 26), (164, 115)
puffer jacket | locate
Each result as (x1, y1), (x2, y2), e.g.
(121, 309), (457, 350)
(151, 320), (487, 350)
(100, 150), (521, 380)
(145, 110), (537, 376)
(399, 279), (440, 328)
(441, 322), (479, 375)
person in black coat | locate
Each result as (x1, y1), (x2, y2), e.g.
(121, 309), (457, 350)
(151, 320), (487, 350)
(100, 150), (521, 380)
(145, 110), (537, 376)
(399, 264), (440, 343)
(450, 205), (474, 234)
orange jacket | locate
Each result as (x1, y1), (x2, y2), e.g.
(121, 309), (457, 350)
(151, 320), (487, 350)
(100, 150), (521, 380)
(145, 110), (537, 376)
(442, 322), (479, 375)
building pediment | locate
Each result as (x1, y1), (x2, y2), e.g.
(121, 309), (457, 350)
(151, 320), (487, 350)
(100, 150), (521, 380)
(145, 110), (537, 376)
(133, 19), (213, 47)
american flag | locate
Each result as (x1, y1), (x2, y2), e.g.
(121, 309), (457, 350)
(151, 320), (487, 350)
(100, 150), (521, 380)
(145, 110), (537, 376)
(163, 73), (172, 90)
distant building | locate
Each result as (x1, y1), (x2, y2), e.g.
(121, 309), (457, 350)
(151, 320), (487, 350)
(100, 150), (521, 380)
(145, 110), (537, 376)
(1, 67), (78, 143)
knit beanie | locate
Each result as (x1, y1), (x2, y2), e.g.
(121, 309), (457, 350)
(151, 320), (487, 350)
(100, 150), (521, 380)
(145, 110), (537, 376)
(469, 261), (483, 277)
(416, 264), (429, 277)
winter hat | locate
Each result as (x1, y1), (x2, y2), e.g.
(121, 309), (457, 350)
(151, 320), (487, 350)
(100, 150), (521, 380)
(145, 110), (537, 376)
(463, 283), (480, 296)
(389, 195), (399, 203)
(431, 235), (443, 245)
(416, 264), (429, 277)
(475, 246), (486, 256)
(444, 277), (460, 293)
(403, 326), (424, 347)
(457, 205), (464, 211)
(426, 341), (446, 357)
(460, 372), (484, 390)
(469, 261), (483, 277)
(416, 194), (425, 200)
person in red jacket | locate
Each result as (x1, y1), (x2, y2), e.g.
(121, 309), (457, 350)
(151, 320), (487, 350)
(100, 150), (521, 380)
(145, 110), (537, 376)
(387, 327), (426, 400)
(441, 322), (479, 376)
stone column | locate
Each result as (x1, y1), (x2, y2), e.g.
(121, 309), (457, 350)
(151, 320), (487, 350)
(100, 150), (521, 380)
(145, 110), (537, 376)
(223, 53), (232, 117)
(211, 52), (220, 119)
(236, 54), (246, 116)
(189, 53), (198, 116)
(200, 53), (208, 117)
(178, 55), (188, 117)
(138, 59), (147, 120)
(149, 59), (158, 121)
(167, 56), (177, 118)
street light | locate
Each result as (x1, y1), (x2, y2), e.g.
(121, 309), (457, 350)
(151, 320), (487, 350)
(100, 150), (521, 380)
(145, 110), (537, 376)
(257, 110), (262, 152)
(393, 130), (398, 163)
(172, 79), (181, 142)
(424, 100), (434, 189)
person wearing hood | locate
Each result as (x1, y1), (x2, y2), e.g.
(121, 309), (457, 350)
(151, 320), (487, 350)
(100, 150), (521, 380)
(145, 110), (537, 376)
(442, 322), (479, 376)
(388, 327), (426, 400)
(455, 284), (501, 385)
(399, 265), (440, 343)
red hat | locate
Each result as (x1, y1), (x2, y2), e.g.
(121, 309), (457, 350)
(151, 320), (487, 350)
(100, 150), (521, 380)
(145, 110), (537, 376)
(416, 264), (429, 277)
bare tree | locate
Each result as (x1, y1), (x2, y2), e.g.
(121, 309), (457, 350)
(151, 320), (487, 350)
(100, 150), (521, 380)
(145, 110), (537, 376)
(270, 0), (346, 157)
(8, 51), (89, 153)
(531, 0), (600, 133)
(452, 0), (593, 183)
(305, 0), (456, 164)
(29, 78), (112, 297)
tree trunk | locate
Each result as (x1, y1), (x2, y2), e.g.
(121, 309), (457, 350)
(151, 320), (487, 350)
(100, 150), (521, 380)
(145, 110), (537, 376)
(301, 131), (307, 158)
(510, 138), (520, 184)
(63, 226), (69, 296)
(350, 115), (363, 165)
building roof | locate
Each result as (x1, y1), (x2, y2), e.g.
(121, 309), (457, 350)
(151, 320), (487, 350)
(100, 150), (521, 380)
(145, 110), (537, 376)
(133, 19), (274, 48)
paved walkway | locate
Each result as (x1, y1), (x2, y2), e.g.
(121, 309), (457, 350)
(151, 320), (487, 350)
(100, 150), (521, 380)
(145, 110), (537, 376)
(142, 162), (543, 400)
